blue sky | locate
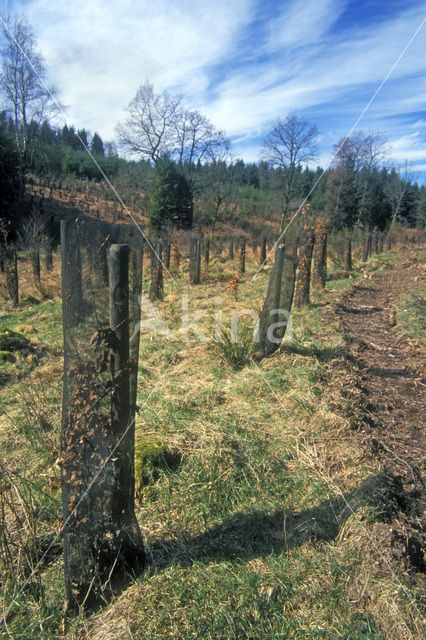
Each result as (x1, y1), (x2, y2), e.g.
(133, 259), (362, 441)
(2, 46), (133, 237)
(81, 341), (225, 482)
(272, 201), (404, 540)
(2, 1), (426, 183)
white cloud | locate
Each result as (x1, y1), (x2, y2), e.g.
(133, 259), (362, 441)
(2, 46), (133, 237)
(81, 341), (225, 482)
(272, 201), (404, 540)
(205, 3), (426, 134)
(410, 163), (426, 174)
(19, 0), (254, 136)
(4, 0), (426, 182)
(388, 132), (426, 163)
(267, 0), (346, 50)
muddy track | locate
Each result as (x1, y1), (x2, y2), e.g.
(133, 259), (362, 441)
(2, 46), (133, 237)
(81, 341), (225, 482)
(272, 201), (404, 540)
(338, 248), (426, 578)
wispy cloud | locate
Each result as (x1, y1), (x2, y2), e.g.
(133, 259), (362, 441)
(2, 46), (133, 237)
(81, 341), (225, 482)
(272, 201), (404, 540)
(2, 0), (426, 181)
(18, 0), (253, 133)
(388, 132), (426, 162)
(267, 0), (347, 50)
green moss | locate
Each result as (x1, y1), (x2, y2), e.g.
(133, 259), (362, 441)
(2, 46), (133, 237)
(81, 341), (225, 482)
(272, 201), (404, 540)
(135, 437), (181, 489)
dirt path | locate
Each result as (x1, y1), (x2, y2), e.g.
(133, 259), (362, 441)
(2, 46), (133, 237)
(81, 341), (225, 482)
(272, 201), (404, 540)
(338, 247), (425, 576)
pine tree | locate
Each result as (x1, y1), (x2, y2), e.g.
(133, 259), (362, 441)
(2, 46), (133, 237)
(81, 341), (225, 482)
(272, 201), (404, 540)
(148, 161), (193, 234)
(91, 132), (105, 156)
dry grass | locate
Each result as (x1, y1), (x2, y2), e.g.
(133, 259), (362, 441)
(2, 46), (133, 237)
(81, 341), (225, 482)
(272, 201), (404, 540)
(1, 241), (424, 639)
(0, 250), (62, 306)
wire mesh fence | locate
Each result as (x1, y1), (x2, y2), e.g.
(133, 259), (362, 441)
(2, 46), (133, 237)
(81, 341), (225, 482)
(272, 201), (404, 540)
(60, 217), (145, 609)
(253, 234), (297, 359)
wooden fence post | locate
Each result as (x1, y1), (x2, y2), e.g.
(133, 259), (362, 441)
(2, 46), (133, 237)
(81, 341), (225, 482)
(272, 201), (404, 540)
(260, 236), (267, 266)
(253, 239), (297, 359)
(312, 221), (327, 290)
(4, 247), (18, 306)
(228, 240), (234, 260)
(189, 237), (201, 284)
(362, 231), (371, 262)
(239, 237), (246, 274)
(45, 239), (53, 271)
(61, 241), (145, 611)
(203, 238), (210, 266)
(108, 244), (145, 583)
(294, 225), (315, 307)
(149, 243), (164, 301)
(345, 235), (352, 272)
(164, 242), (171, 270)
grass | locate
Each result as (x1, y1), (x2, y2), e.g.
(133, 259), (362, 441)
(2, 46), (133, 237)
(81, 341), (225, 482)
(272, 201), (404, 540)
(0, 242), (423, 639)
(396, 285), (425, 342)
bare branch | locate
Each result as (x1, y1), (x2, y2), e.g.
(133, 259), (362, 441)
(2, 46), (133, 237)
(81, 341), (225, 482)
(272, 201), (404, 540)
(116, 81), (230, 167)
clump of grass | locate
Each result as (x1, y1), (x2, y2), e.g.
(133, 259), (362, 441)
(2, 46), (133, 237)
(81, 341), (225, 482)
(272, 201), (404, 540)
(210, 322), (254, 370)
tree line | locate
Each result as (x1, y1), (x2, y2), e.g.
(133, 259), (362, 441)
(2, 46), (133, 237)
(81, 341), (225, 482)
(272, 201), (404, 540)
(0, 14), (425, 242)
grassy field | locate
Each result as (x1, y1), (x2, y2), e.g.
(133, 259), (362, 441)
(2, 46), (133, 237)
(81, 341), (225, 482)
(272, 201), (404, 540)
(0, 242), (423, 639)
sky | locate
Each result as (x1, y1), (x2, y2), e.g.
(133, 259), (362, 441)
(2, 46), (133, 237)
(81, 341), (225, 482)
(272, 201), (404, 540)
(1, 0), (426, 184)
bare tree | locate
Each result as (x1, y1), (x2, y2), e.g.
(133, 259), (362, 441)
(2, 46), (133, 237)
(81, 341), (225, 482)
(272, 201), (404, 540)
(19, 208), (45, 285)
(0, 16), (60, 186)
(175, 108), (227, 168)
(262, 114), (318, 230)
(385, 162), (413, 229)
(116, 81), (182, 163)
(116, 81), (229, 167)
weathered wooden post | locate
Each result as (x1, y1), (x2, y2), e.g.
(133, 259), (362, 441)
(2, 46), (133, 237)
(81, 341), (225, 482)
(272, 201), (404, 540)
(164, 242), (171, 270)
(228, 240), (234, 260)
(4, 247), (18, 306)
(239, 236), (246, 274)
(312, 220), (327, 290)
(108, 244), (145, 580)
(189, 237), (201, 284)
(362, 230), (371, 262)
(31, 247), (41, 285)
(61, 241), (145, 611)
(345, 235), (352, 272)
(367, 230), (373, 258)
(45, 239), (53, 271)
(294, 222), (315, 308)
(203, 238), (210, 266)
(253, 238), (297, 359)
(149, 242), (164, 301)
(260, 236), (267, 266)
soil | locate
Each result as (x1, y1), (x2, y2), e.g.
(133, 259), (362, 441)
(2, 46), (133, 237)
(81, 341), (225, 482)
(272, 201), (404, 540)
(337, 247), (425, 581)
